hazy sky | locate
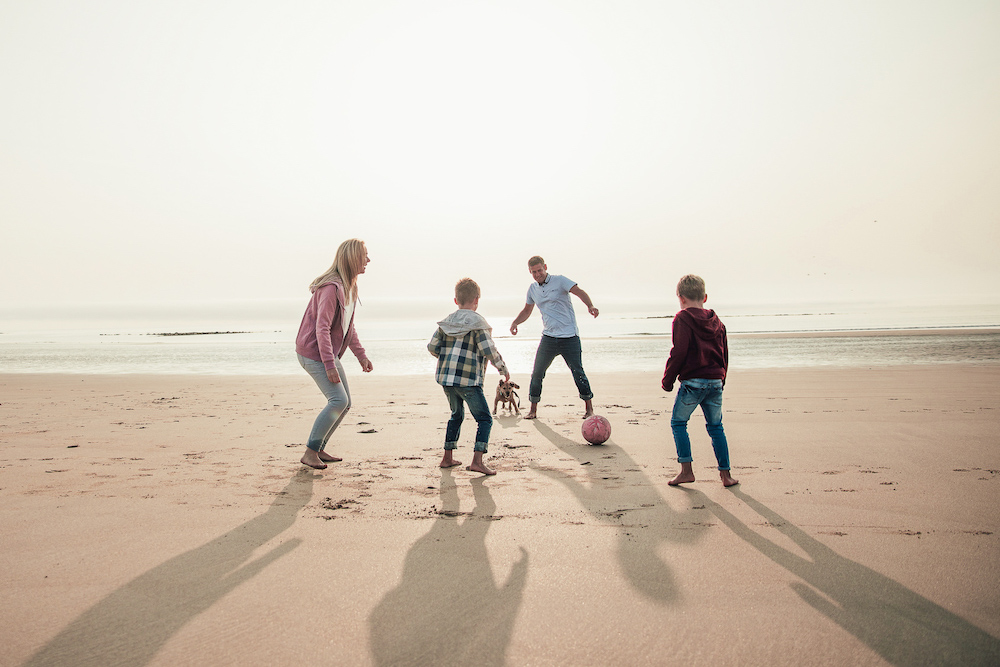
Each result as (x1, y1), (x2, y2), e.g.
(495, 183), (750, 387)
(2, 0), (998, 317)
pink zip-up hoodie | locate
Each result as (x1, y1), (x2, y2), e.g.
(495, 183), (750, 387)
(295, 280), (367, 371)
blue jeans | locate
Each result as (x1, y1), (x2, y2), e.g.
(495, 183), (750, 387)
(528, 335), (594, 403)
(443, 385), (493, 453)
(670, 379), (730, 471)
(299, 354), (351, 452)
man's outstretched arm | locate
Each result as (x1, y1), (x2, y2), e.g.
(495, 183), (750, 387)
(510, 303), (534, 335)
(569, 285), (599, 318)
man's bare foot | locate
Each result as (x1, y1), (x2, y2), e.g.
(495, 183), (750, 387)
(582, 410), (594, 419)
(467, 462), (496, 475)
(721, 471), (739, 487)
(524, 411), (537, 420)
(668, 462), (695, 486)
(582, 400), (594, 419)
(318, 451), (342, 463)
(301, 450), (328, 470)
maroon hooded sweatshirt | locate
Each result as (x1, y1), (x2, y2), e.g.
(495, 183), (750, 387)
(661, 307), (728, 391)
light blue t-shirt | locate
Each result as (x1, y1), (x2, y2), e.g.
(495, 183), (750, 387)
(526, 274), (579, 338)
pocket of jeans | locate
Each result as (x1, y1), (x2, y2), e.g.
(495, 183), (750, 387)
(677, 385), (700, 406)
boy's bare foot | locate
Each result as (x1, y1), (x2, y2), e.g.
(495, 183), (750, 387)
(668, 462), (695, 486)
(467, 462), (496, 475)
(721, 471), (740, 487)
(668, 472), (695, 486)
(318, 452), (342, 463)
(301, 450), (328, 470)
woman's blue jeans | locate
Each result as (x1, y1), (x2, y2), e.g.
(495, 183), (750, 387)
(670, 378), (730, 471)
(299, 353), (351, 452)
(443, 385), (493, 453)
(528, 335), (594, 403)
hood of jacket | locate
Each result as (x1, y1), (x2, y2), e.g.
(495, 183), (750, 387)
(310, 278), (342, 295)
(675, 307), (725, 340)
(437, 309), (492, 337)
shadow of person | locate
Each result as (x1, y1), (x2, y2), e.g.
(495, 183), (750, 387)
(25, 469), (315, 667)
(368, 471), (528, 666)
(530, 421), (707, 604)
(689, 487), (1000, 666)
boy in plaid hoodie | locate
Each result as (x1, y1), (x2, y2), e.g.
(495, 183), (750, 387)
(428, 278), (510, 475)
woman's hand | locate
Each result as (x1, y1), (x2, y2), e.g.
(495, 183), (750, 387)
(360, 358), (374, 373)
(326, 367), (342, 384)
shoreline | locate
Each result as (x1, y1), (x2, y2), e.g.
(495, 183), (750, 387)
(2, 327), (998, 378)
(593, 326), (1000, 341)
(0, 354), (997, 382)
(4, 323), (1000, 339)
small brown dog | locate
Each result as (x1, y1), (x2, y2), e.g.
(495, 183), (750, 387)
(493, 378), (520, 415)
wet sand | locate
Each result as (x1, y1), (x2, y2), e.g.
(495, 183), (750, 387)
(2, 366), (999, 665)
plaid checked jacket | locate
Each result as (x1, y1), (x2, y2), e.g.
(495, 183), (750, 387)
(428, 313), (508, 387)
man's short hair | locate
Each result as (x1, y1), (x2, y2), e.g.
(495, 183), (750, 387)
(455, 278), (481, 305)
(528, 255), (545, 267)
(676, 274), (706, 301)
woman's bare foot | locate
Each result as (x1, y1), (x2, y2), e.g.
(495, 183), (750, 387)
(467, 462), (496, 475)
(301, 449), (327, 470)
(721, 471), (739, 487)
(667, 462), (695, 486)
(318, 451), (342, 463)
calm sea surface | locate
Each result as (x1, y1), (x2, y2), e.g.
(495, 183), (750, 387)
(2, 302), (999, 375)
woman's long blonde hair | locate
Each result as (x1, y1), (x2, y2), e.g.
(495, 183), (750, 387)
(310, 239), (367, 302)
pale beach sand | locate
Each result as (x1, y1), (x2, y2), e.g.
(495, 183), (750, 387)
(2, 365), (999, 666)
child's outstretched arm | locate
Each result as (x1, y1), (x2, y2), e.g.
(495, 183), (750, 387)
(478, 331), (510, 380)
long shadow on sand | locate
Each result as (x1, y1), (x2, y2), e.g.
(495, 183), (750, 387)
(689, 487), (1000, 666)
(368, 472), (528, 666)
(24, 469), (315, 667)
(531, 421), (707, 603)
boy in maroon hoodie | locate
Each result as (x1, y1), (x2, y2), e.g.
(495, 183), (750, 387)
(662, 275), (738, 487)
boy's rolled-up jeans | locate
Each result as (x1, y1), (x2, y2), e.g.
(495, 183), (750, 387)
(670, 378), (730, 471)
(443, 385), (493, 453)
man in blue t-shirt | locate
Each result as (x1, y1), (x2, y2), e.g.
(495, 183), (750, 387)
(510, 255), (599, 420)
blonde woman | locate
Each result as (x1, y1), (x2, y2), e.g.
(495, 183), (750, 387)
(295, 239), (373, 469)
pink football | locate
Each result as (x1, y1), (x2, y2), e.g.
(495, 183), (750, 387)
(582, 414), (611, 445)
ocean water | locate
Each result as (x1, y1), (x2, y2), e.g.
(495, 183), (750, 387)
(2, 302), (999, 376)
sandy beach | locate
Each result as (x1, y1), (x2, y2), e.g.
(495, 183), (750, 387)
(2, 365), (999, 666)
